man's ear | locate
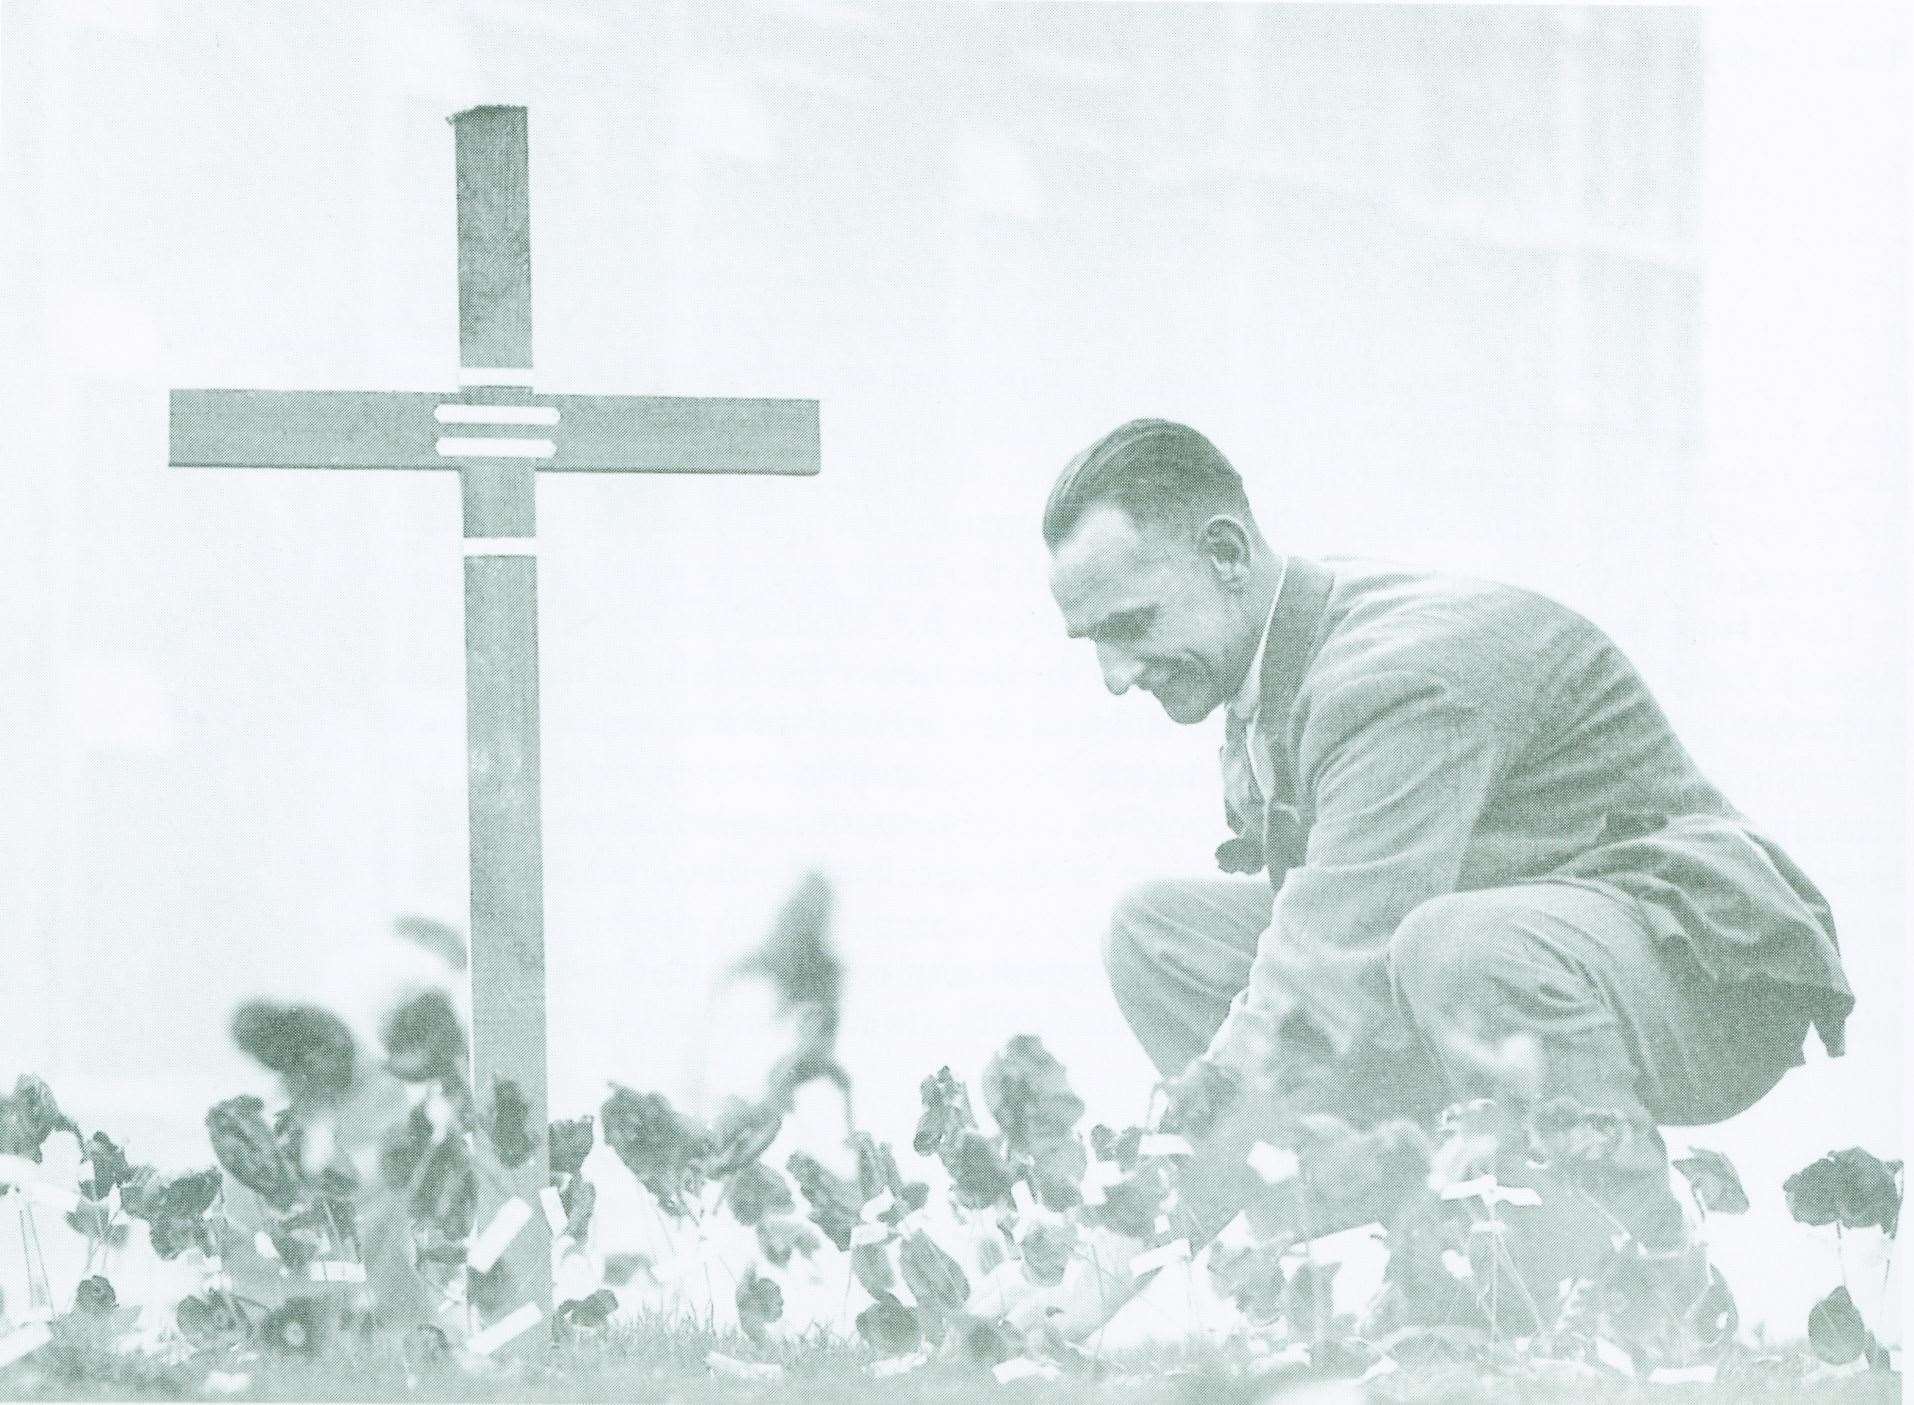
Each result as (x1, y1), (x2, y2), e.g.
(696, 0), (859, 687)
(1198, 514), (1254, 587)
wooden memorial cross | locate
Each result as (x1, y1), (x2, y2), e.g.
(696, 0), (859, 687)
(170, 106), (821, 1332)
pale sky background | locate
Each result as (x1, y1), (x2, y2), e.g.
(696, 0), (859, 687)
(1, 1), (1905, 1337)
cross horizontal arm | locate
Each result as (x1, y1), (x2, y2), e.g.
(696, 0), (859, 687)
(171, 389), (819, 476)
(171, 390), (448, 470)
(535, 394), (818, 475)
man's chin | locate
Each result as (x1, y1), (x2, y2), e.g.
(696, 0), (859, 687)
(1155, 692), (1217, 726)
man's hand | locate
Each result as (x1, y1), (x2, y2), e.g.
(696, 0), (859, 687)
(1155, 1057), (1241, 1141)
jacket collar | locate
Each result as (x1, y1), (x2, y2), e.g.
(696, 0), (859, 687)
(1255, 553), (1336, 737)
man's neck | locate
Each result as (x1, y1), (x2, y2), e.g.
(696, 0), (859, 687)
(1228, 553), (1287, 720)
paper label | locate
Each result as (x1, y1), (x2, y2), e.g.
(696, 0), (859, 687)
(993, 1357), (1060, 1383)
(705, 1350), (782, 1380)
(1247, 1142), (1299, 1185)
(869, 1349), (928, 1377)
(1648, 1364), (1716, 1385)
(1138, 1133), (1193, 1157)
(540, 1187), (568, 1236)
(1593, 1337), (1635, 1376)
(1128, 1238), (1192, 1278)
(466, 1197), (533, 1274)
(307, 1261), (367, 1283)
(468, 1302), (543, 1356)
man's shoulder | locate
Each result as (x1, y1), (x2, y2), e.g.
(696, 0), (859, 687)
(1302, 556), (1610, 704)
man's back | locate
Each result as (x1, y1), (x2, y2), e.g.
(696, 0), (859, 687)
(1264, 556), (1852, 1059)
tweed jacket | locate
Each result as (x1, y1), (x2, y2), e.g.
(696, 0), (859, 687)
(1207, 554), (1853, 1067)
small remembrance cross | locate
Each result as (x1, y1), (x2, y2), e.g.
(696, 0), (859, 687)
(170, 107), (820, 1335)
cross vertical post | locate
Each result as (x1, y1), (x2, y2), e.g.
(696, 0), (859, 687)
(169, 102), (822, 1344)
(449, 104), (550, 1337)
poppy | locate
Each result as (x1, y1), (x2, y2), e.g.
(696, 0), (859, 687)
(1784, 1147), (1903, 1234)
(231, 1001), (356, 1106)
(734, 1271), (783, 1344)
(259, 1296), (328, 1358)
(381, 990), (466, 1085)
(548, 1117), (593, 1179)
(487, 1079), (533, 1169)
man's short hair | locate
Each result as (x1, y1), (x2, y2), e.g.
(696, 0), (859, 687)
(1042, 418), (1253, 549)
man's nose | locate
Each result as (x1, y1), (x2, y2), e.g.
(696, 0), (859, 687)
(1097, 644), (1145, 695)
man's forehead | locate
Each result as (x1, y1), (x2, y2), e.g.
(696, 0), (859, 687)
(1049, 505), (1172, 626)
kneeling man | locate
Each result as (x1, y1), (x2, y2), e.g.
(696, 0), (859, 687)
(1041, 418), (1852, 1337)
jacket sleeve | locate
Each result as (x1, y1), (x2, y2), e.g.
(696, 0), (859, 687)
(1203, 667), (1507, 1074)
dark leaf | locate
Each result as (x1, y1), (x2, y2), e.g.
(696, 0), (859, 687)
(559, 1288), (620, 1329)
(65, 1200), (126, 1247)
(1673, 1147), (1751, 1215)
(786, 1150), (862, 1250)
(735, 1269), (784, 1344)
(382, 991), (466, 1085)
(393, 914), (467, 971)
(1284, 1258), (1339, 1339)
(206, 1095), (298, 1212)
(406, 1323), (451, 1363)
(379, 1105), (435, 1189)
(913, 1067), (976, 1157)
(1081, 1167), (1168, 1241)
(954, 1314), (1016, 1368)
(148, 1166), (220, 1221)
(851, 1242), (896, 1297)
(730, 872), (841, 1022)
(755, 1217), (821, 1268)
(982, 1035), (1084, 1154)
(79, 1132), (131, 1201)
(899, 1229), (969, 1339)
(0, 1075), (77, 1159)
(487, 1078), (534, 1169)
(174, 1292), (248, 1347)
(1156, 1059), (1238, 1141)
(1208, 1241), (1287, 1321)
(1302, 1118), (1433, 1222)
(1807, 1284), (1869, 1365)
(232, 1002), (357, 1106)
(1029, 1137), (1087, 1211)
(726, 1162), (794, 1227)
(559, 1175), (596, 1241)
(1531, 1097), (1661, 1174)
(855, 1294), (921, 1355)
(600, 1086), (711, 1216)
(1020, 1220), (1076, 1287)
(705, 1098), (784, 1180)
(1089, 1124), (1143, 1173)
(945, 1129), (1012, 1210)
(73, 1275), (117, 1314)
(549, 1117), (594, 1179)
(602, 1253), (652, 1287)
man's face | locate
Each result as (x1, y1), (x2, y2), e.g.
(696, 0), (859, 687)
(1048, 504), (1250, 725)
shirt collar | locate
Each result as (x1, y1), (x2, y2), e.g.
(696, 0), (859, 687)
(1228, 556), (1288, 726)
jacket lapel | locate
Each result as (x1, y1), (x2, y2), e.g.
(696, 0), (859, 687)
(1251, 555), (1336, 869)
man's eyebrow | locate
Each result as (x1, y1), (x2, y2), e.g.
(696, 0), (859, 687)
(1067, 604), (1147, 641)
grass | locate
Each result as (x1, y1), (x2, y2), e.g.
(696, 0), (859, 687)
(1, 1310), (1901, 1403)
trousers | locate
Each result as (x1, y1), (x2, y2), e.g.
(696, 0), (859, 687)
(1105, 877), (1812, 1246)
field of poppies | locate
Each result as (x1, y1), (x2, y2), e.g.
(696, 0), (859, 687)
(0, 876), (1901, 1401)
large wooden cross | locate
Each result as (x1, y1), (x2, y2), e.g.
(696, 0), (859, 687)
(170, 106), (820, 1332)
